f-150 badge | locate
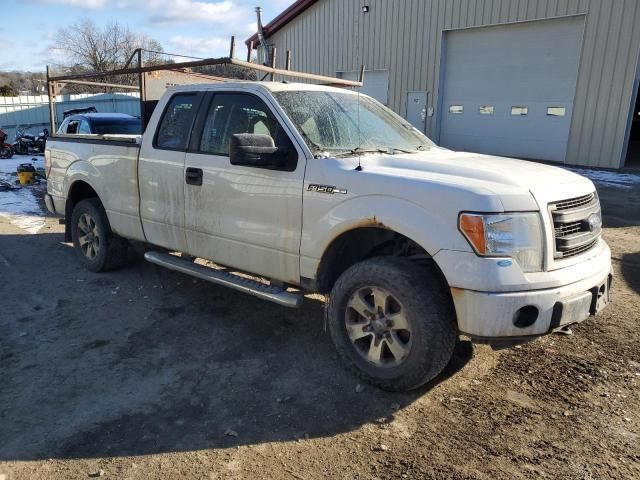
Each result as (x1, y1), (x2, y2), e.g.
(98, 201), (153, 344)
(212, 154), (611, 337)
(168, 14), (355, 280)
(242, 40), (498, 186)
(307, 184), (348, 194)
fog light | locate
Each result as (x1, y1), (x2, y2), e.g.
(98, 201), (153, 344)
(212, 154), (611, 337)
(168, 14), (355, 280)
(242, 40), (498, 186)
(513, 305), (539, 328)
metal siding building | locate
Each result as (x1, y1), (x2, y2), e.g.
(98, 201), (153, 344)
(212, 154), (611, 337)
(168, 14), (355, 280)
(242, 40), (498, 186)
(250, 0), (640, 169)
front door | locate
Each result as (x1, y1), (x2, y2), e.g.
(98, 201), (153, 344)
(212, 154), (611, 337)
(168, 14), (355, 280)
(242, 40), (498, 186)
(183, 91), (306, 283)
(406, 91), (428, 133)
(139, 91), (203, 252)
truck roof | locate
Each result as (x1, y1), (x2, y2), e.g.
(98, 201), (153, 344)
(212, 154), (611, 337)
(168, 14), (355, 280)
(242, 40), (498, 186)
(82, 113), (139, 119)
(166, 81), (359, 96)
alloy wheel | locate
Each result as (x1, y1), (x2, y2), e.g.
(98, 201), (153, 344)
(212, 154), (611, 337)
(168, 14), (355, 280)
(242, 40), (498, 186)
(345, 286), (413, 368)
(77, 213), (100, 260)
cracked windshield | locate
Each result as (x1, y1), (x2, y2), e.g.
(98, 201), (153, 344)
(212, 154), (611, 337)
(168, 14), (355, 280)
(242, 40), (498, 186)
(275, 90), (434, 156)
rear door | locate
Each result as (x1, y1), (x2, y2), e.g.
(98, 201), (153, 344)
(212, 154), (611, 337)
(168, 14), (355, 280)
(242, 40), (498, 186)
(183, 90), (306, 283)
(138, 92), (203, 251)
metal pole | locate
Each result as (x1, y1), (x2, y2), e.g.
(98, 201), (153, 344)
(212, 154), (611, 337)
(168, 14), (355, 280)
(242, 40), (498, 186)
(358, 64), (366, 84)
(123, 49), (140, 69)
(56, 79), (140, 90)
(255, 6), (267, 65)
(230, 58), (362, 87)
(46, 65), (57, 133)
(229, 36), (236, 59)
(48, 57), (363, 87)
(49, 57), (233, 81)
(270, 48), (277, 81)
(285, 50), (291, 71)
(138, 48), (146, 128)
(247, 41), (254, 62)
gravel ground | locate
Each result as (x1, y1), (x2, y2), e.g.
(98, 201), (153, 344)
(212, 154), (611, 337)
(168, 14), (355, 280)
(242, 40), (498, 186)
(0, 166), (638, 479)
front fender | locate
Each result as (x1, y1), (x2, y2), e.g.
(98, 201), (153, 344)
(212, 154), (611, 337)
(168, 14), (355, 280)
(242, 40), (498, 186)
(300, 194), (473, 279)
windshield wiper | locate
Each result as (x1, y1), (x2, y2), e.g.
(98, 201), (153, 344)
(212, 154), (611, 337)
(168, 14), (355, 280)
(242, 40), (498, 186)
(332, 146), (414, 158)
(332, 147), (385, 157)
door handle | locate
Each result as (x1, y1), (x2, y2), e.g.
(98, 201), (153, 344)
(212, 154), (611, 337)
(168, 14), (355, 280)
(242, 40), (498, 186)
(185, 167), (203, 186)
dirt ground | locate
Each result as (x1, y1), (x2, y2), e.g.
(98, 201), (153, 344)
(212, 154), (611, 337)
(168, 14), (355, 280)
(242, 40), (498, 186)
(0, 170), (639, 480)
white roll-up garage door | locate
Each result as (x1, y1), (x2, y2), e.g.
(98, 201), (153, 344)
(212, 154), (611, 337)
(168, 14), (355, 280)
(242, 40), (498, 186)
(439, 16), (584, 162)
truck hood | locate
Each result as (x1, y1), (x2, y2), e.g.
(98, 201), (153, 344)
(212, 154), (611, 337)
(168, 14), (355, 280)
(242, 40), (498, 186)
(335, 147), (596, 212)
(358, 147), (590, 189)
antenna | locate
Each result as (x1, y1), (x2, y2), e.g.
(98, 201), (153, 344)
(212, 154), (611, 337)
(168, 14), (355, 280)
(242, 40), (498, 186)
(356, 1), (368, 171)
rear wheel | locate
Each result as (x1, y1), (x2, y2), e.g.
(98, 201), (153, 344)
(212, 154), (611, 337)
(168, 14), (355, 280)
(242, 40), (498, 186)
(327, 257), (457, 391)
(15, 142), (28, 155)
(0, 145), (13, 158)
(71, 199), (129, 272)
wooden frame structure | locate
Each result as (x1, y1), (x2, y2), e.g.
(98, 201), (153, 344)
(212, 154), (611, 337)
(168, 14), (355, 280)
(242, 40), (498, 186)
(46, 37), (364, 132)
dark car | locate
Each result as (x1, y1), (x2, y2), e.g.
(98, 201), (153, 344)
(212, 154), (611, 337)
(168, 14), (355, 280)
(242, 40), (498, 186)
(57, 113), (142, 135)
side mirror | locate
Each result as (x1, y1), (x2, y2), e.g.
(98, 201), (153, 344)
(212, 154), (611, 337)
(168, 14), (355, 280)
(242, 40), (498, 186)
(229, 133), (288, 169)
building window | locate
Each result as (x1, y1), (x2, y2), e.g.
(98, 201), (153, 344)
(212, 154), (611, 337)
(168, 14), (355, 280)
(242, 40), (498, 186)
(511, 106), (528, 116)
(449, 105), (464, 114)
(479, 105), (494, 115)
(547, 107), (566, 117)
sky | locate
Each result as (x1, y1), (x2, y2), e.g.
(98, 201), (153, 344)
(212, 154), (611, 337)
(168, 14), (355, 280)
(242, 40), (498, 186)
(0, 0), (296, 72)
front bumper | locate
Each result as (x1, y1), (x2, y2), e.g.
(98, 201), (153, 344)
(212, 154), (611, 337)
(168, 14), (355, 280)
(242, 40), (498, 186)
(451, 252), (612, 340)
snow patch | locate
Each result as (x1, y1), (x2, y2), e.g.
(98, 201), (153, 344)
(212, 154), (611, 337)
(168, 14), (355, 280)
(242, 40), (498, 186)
(0, 154), (43, 174)
(565, 167), (640, 189)
(0, 155), (46, 234)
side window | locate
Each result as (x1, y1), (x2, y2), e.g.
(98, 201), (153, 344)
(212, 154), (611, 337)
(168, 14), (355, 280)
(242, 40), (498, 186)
(155, 93), (198, 150)
(78, 120), (92, 134)
(199, 102), (230, 154)
(66, 120), (80, 134)
(199, 93), (295, 161)
(58, 118), (70, 134)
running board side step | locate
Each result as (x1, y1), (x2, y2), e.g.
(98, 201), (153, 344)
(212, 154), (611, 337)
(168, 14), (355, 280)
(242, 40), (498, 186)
(144, 251), (303, 308)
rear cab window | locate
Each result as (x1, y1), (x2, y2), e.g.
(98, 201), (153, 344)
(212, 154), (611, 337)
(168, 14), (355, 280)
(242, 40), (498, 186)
(92, 118), (141, 135)
(154, 93), (199, 150)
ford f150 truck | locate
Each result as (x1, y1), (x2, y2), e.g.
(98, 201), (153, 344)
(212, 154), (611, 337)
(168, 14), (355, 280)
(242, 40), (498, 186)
(45, 82), (612, 391)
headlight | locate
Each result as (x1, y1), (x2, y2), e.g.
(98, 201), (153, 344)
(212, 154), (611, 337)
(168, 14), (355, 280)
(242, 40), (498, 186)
(459, 213), (543, 272)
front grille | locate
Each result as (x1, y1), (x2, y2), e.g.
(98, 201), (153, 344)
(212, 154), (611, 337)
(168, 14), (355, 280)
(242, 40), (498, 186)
(554, 221), (582, 237)
(553, 193), (595, 211)
(560, 238), (599, 258)
(549, 193), (601, 260)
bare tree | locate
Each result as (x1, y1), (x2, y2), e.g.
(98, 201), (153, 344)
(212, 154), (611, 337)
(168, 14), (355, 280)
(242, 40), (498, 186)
(0, 71), (46, 96)
(143, 39), (170, 67)
(0, 84), (18, 97)
(51, 18), (166, 73)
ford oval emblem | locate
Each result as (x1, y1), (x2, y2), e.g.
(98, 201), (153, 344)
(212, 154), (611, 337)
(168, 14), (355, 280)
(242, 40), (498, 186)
(497, 260), (512, 267)
(583, 213), (602, 232)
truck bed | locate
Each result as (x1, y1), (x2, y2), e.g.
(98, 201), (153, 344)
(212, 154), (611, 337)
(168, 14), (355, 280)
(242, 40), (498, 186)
(46, 134), (145, 241)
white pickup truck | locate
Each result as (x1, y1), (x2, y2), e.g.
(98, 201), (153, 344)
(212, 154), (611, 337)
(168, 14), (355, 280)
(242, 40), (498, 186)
(45, 82), (612, 391)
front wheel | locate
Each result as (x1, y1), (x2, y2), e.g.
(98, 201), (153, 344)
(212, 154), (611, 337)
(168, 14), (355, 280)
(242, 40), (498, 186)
(71, 199), (129, 272)
(327, 257), (457, 392)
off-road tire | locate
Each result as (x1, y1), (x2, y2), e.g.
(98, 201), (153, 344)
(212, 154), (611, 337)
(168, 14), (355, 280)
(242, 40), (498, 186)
(327, 257), (457, 392)
(71, 198), (129, 273)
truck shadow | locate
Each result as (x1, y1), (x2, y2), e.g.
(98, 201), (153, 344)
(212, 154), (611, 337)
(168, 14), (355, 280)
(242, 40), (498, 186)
(597, 182), (640, 228)
(621, 251), (640, 294)
(0, 231), (473, 461)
